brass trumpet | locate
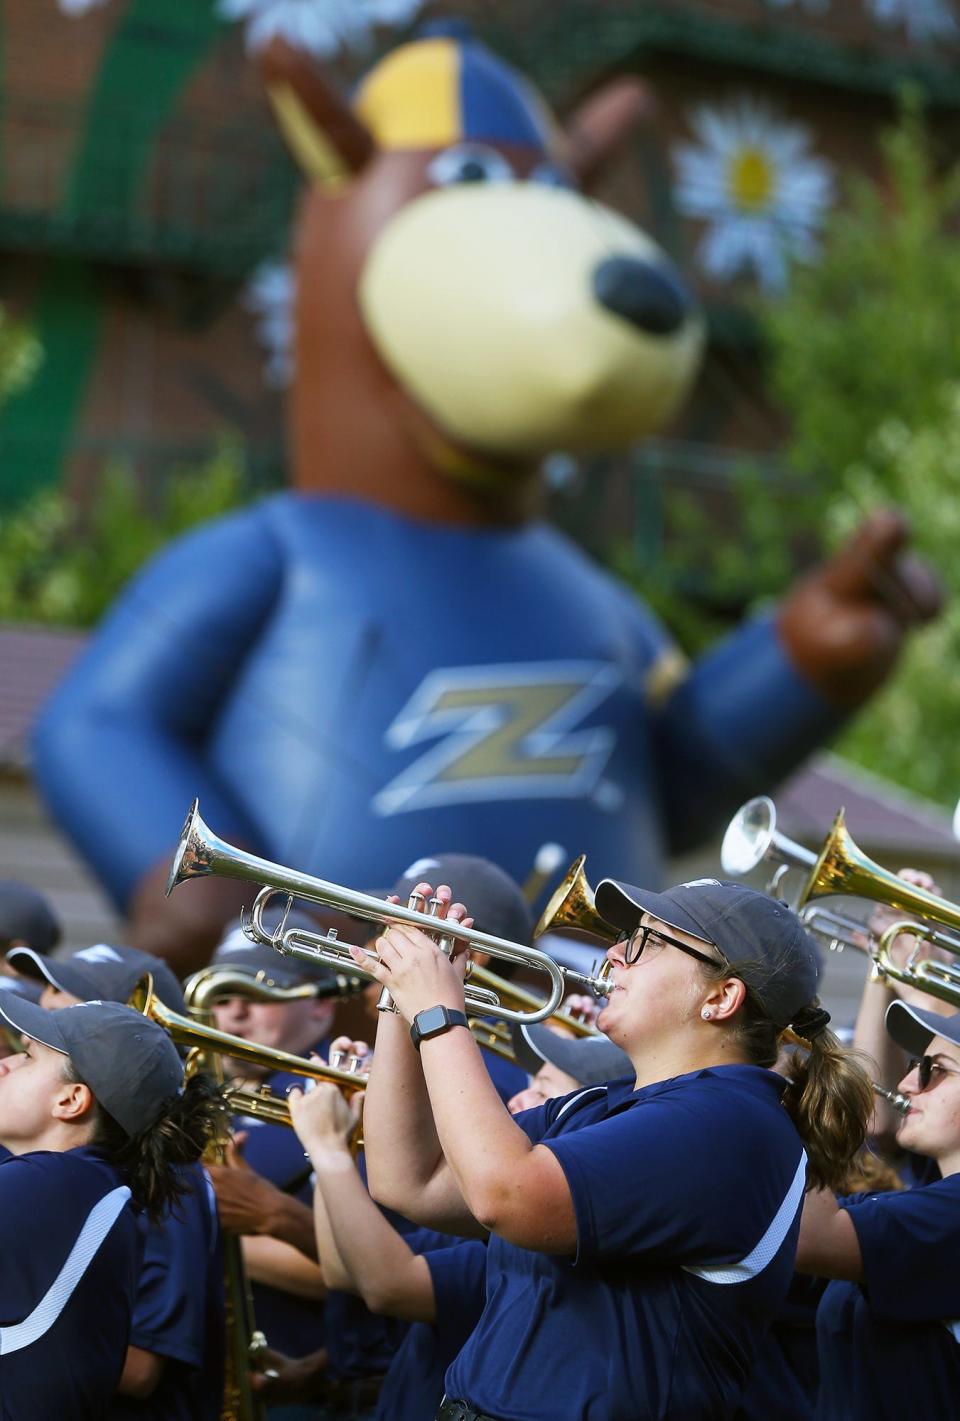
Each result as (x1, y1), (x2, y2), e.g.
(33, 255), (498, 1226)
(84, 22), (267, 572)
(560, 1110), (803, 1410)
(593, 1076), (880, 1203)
(166, 802), (612, 1021)
(722, 796), (960, 1009)
(131, 969), (369, 1111)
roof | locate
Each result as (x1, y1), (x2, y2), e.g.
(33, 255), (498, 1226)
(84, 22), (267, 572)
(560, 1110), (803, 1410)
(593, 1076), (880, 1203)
(776, 752), (958, 858)
(0, 624), (85, 770)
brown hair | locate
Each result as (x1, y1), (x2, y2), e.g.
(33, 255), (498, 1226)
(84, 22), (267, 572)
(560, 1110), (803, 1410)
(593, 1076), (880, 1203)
(699, 959), (874, 1192)
(63, 1063), (228, 1221)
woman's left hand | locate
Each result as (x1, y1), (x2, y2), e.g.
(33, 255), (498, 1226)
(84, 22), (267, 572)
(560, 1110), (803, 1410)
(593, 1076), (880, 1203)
(349, 882), (473, 1024)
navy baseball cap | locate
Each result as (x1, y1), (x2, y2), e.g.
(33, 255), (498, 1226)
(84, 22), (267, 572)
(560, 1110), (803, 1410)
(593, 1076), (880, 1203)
(8, 943), (185, 1014)
(594, 876), (819, 1030)
(214, 911), (340, 991)
(0, 882), (61, 953)
(0, 974), (43, 1005)
(0, 996), (183, 1138)
(391, 854), (532, 946)
(886, 1001), (960, 1057)
(513, 1022), (633, 1086)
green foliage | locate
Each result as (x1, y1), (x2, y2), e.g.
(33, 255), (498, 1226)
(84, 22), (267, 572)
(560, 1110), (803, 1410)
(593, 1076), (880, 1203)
(0, 305), (42, 408)
(617, 96), (960, 808)
(0, 442), (248, 627)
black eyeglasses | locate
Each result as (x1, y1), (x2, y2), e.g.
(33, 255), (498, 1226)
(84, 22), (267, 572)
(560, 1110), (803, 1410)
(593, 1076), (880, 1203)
(909, 1055), (960, 1092)
(620, 923), (725, 969)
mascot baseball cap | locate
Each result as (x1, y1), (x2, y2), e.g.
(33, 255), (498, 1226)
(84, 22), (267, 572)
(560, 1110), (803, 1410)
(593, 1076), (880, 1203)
(595, 877), (820, 1030)
(8, 942), (185, 1014)
(0, 997), (183, 1138)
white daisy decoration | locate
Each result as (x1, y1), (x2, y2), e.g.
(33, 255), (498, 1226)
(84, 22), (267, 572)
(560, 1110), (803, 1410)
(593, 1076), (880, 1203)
(866, 0), (959, 43)
(243, 260), (296, 389)
(218, 0), (424, 59)
(673, 98), (835, 293)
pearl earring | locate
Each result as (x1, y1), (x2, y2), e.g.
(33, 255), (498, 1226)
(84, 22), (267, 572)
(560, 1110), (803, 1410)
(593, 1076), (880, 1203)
(701, 1008), (712, 1020)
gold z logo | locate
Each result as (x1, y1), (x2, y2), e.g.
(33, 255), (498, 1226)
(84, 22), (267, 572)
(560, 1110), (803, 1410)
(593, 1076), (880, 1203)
(373, 662), (621, 816)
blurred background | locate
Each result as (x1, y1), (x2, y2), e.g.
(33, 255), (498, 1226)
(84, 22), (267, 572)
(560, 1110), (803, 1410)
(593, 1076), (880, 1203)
(0, 0), (958, 1023)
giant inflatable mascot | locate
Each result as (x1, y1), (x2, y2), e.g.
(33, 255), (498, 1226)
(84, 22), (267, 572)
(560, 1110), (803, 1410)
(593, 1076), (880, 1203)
(33, 25), (938, 971)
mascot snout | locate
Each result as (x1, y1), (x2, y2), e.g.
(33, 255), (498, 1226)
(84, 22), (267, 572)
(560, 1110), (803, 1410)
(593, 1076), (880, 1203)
(359, 182), (704, 457)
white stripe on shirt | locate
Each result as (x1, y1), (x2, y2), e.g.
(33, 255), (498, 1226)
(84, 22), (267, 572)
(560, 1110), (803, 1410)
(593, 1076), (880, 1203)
(0, 1185), (131, 1354)
(683, 1150), (808, 1286)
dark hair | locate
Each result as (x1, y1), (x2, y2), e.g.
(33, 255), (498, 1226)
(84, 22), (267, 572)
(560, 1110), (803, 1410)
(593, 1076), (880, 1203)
(699, 959), (874, 1192)
(64, 1063), (228, 1221)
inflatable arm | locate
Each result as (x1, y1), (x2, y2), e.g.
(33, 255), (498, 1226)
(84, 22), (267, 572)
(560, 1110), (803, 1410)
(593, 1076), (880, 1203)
(651, 615), (842, 857)
(652, 509), (941, 854)
(32, 509), (283, 951)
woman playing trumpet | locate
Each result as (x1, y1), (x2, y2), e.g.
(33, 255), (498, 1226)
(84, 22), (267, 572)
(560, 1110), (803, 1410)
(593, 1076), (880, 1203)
(357, 874), (873, 1421)
(798, 1000), (960, 1421)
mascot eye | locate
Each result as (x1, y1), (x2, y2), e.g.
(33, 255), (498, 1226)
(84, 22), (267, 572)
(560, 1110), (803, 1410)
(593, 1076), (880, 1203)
(529, 162), (574, 190)
(428, 145), (514, 187)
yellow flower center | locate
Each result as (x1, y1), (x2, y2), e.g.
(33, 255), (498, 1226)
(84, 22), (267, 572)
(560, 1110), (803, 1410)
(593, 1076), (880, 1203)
(728, 147), (775, 211)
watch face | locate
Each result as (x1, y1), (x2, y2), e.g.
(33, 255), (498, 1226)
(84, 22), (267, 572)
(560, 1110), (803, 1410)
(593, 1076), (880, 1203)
(418, 1006), (449, 1037)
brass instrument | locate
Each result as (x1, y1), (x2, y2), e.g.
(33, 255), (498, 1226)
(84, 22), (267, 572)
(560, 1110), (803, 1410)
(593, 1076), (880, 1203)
(722, 796), (960, 1008)
(167, 801), (612, 1019)
(180, 969), (267, 1421)
(532, 853), (620, 943)
(466, 961), (602, 1062)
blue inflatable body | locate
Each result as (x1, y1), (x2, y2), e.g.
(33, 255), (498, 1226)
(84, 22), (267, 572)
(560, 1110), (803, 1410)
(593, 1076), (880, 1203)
(34, 495), (837, 906)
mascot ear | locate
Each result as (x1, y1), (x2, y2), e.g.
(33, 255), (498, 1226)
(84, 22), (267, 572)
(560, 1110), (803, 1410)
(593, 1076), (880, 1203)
(565, 76), (655, 191)
(259, 38), (376, 187)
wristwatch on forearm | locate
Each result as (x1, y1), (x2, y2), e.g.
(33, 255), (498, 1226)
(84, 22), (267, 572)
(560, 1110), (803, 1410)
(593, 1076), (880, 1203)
(409, 1005), (469, 1051)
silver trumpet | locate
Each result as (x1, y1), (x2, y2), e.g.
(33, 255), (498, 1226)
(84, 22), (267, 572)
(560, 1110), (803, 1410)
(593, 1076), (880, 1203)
(872, 1082), (911, 1116)
(167, 801), (612, 1024)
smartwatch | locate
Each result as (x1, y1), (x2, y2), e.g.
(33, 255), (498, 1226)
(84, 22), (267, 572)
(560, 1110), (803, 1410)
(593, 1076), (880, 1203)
(410, 1005), (469, 1051)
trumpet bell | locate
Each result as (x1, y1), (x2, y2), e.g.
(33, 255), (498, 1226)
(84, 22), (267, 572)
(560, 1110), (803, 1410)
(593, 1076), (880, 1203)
(533, 854), (619, 943)
(721, 797), (776, 875)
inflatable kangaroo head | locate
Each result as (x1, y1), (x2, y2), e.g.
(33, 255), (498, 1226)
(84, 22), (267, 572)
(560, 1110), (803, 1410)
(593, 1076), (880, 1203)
(263, 23), (703, 521)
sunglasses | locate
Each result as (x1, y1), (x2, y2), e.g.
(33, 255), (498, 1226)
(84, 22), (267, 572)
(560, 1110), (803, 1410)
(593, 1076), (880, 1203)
(908, 1055), (960, 1092)
(620, 923), (725, 970)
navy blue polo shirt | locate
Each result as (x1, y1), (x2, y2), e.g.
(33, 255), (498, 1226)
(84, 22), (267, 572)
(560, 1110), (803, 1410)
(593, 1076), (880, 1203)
(446, 1064), (807, 1421)
(816, 1173), (960, 1421)
(235, 1039), (329, 1357)
(375, 1234), (487, 1421)
(109, 1164), (224, 1421)
(735, 1274), (825, 1421)
(0, 1146), (139, 1420)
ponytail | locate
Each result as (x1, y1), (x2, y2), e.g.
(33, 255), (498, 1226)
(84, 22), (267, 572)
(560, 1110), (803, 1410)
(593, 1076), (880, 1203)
(65, 1064), (228, 1221)
(780, 1021), (874, 1192)
(698, 958), (874, 1193)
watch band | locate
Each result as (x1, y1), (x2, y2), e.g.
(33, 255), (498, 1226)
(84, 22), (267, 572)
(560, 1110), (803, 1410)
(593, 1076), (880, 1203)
(410, 1006), (469, 1051)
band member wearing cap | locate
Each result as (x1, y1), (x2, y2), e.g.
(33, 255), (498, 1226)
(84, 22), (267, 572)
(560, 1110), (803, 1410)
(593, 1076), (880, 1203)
(6, 941), (225, 1420)
(209, 917), (337, 1387)
(289, 1027), (633, 1421)
(0, 880), (61, 964)
(798, 999), (960, 1421)
(0, 997), (224, 1418)
(359, 876), (873, 1421)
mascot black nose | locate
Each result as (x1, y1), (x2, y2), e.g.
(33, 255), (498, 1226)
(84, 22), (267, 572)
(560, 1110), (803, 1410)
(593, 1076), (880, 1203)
(592, 257), (689, 336)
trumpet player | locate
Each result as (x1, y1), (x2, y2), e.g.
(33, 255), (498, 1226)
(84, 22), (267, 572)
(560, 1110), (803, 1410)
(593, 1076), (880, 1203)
(798, 1001), (960, 1421)
(209, 917), (337, 1378)
(360, 876), (873, 1421)
(5, 940), (225, 1420)
(0, 997), (224, 1419)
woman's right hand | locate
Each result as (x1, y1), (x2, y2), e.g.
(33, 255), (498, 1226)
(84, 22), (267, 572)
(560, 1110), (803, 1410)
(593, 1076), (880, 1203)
(289, 1075), (362, 1156)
